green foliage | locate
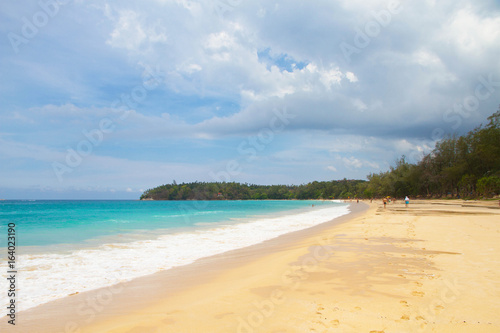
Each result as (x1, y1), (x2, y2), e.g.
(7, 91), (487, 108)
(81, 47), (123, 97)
(140, 179), (367, 200)
(477, 176), (500, 197)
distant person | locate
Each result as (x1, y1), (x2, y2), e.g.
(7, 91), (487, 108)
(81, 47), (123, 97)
(383, 198), (387, 208)
(405, 196), (410, 207)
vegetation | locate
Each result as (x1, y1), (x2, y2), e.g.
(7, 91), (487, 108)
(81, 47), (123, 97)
(140, 179), (367, 200)
(364, 109), (500, 199)
(141, 109), (500, 200)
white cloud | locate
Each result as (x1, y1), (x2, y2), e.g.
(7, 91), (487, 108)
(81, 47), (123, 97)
(443, 7), (500, 53)
(107, 10), (148, 50)
(319, 67), (343, 90)
(345, 71), (358, 83)
(205, 31), (235, 51)
(341, 156), (363, 169)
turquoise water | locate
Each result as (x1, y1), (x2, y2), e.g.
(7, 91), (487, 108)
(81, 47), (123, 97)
(0, 200), (335, 247)
(0, 199), (350, 312)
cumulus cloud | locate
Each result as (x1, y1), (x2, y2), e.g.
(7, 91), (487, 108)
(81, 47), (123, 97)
(76, 0), (500, 138)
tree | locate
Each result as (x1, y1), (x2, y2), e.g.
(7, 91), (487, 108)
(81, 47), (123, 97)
(477, 176), (500, 197)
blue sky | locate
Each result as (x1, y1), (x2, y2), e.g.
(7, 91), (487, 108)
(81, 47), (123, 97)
(1, 0), (499, 199)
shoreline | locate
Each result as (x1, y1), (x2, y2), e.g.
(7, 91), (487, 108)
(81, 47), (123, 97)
(1, 202), (366, 332)
(1, 200), (348, 314)
(3, 200), (499, 332)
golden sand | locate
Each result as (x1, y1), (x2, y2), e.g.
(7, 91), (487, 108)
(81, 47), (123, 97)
(4, 200), (500, 332)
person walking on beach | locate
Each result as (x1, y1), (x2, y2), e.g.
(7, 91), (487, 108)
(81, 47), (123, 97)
(405, 196), (410, 207)
(383, 198), (387, 208)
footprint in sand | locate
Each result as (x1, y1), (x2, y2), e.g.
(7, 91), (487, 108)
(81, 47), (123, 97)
(315, 305), (325, 315)
(412, 291), (425, 297)
(330, 319), (340, 327)
(314, 320), (328, 328)
(435, 305), (445, 314)
(400, 300), (409, 307)
(414, 281), (423, 287)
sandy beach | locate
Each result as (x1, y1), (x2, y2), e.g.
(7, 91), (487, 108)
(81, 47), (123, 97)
(3, 200), (500, 333)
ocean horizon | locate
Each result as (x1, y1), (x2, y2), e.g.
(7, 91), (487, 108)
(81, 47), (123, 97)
(0, 199), (350, 312)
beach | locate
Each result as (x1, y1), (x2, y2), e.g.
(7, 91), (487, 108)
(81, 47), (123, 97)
(3, 200), (500, 332)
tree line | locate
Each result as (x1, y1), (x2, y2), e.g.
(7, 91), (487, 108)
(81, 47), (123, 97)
(364, 109), (499, 199)
(140, 109), (500, 201)
(140, 179), (367, 200)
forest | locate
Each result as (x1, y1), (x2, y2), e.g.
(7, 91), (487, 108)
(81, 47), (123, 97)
(140, 109), (500, 200)
(140, 179), (367, 200)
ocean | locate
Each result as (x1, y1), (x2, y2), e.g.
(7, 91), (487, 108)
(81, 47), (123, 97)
(0, 199), (350, 312)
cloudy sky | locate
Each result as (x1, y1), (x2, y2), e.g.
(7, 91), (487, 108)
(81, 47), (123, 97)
(1, 0), (499, 199)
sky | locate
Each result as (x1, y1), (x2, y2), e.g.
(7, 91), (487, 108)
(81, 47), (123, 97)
(0, 0), (499, 199)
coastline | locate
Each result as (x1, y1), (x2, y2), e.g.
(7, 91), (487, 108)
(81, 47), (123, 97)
(1, 202), (364, 332)
(3, 200), (500, 332)
(1, 199), (347, 314)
